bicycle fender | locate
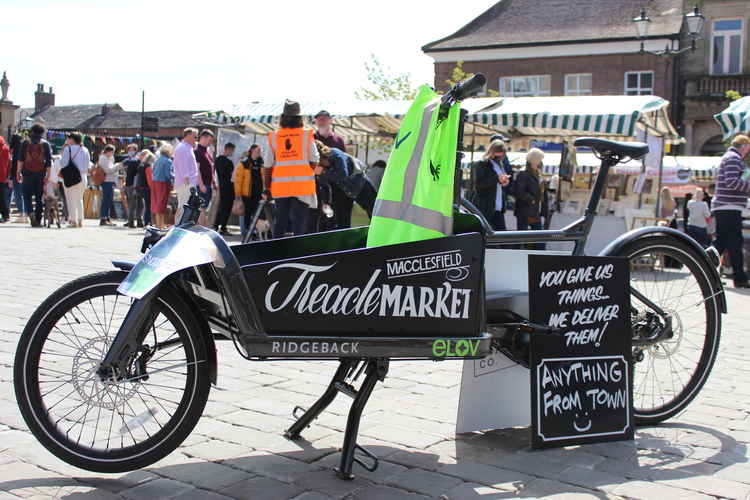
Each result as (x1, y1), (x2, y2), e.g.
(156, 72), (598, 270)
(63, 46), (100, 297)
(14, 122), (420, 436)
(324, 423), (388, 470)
(599, 226), (727, 314)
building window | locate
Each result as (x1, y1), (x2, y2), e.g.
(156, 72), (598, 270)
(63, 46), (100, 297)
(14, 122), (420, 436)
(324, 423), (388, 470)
(624, 71), (653, 95)
(565, 74), (592, 95)
(711, 19), (744, 75)
(499, 75), (551, 96)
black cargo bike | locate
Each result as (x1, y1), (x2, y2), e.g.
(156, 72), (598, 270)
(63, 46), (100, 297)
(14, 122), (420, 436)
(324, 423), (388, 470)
(14, 75), (725, 480)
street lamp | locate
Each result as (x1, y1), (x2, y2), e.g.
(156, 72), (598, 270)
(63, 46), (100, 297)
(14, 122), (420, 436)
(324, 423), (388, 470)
(634, 4), (705, 57)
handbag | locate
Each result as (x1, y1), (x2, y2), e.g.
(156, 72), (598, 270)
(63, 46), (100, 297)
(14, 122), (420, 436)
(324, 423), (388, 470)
(231, 198), (244, 216)
(60, 146), (83, 188)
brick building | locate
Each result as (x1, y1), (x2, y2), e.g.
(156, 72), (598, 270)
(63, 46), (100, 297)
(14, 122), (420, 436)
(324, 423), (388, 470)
(422, 0), (750, 154)
(423, 0), (682, 100)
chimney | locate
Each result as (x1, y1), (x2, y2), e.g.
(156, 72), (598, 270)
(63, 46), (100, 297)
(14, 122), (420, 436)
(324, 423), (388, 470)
(34, 83), (55, 113)
(101, 103), (110, 115)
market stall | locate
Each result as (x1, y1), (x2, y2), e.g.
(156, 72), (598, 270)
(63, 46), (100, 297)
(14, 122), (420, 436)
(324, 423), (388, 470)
(714, 96), (750, 140)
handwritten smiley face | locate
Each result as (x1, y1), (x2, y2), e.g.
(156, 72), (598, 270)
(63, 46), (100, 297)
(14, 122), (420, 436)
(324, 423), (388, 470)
(573, 412), (592, 432)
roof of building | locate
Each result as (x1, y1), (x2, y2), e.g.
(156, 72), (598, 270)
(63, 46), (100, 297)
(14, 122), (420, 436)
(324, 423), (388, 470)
(78, 110), (207, 130)
(26, 103), (122, 130)
(423, 0), (685, 52)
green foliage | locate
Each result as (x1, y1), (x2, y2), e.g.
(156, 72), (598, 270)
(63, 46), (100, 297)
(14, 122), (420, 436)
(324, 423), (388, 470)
(444, 61), (498, 96)
(726, 90), (742, 101)
(355, 55), (417, 101)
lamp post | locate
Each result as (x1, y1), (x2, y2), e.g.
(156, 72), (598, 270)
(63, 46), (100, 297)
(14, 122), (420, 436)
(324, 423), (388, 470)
(633, 5), (705, 57)
(633, 5), (705, 218)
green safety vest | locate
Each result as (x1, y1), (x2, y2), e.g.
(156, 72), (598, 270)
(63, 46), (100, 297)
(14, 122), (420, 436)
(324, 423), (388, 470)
(366, 85), (460, 247)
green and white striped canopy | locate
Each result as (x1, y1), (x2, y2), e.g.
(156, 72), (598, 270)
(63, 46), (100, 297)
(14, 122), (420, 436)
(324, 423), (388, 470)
(195, 95), (680, 141)
(714, 97), (750, 140)
(468, 95), (680, 141)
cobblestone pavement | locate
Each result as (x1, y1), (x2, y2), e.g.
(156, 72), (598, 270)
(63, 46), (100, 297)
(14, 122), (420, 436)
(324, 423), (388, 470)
(1, 221), (749, 500)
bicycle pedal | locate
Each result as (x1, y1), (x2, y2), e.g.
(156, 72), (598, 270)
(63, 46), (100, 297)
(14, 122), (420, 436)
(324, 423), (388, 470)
(353, 444), (379, 472)
(334, 382), (358, 399)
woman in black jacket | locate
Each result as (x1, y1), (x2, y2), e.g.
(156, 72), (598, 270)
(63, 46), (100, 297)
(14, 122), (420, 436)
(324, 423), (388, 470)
(471, 140), (512, 230)
(514, 148), (545, 248)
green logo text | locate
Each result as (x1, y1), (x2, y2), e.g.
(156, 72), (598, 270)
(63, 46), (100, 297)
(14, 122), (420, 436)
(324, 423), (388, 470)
(432, 339), (480, 357)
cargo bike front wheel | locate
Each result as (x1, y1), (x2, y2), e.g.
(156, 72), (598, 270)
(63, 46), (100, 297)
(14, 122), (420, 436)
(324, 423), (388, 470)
(14, 271), (211, 473)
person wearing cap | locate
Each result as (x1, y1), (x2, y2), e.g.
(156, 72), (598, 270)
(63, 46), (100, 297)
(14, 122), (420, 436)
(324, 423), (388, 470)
(314, 110), (356, 230)
(314, 110), (345, 151)
(471, 140), (513, 231)
(264, 100), (320, 238)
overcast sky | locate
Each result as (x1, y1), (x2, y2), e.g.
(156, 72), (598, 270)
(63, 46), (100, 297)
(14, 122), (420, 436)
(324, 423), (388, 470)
(2, 0), (493, 113)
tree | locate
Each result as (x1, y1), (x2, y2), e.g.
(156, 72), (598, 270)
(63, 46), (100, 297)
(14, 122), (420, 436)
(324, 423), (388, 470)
(445, 61), (498, 96)
(355, 55), (417, 101)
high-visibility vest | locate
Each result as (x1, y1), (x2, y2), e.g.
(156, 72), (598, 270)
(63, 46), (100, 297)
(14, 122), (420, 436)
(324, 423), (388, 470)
(267, 128), (316, 199)
(366, 85), (461, 247)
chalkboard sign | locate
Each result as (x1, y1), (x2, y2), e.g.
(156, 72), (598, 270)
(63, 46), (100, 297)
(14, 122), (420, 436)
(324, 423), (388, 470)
(529, 255), (633, 448)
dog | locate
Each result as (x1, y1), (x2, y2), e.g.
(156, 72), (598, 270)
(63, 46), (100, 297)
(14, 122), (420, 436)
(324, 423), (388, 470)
(255, 219), (271, 240)
(43, 193), (61, 228)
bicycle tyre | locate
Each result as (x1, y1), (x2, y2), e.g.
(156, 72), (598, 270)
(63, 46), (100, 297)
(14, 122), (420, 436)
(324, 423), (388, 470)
(14, 270), (211, 472)
(613, 236), (721, 425)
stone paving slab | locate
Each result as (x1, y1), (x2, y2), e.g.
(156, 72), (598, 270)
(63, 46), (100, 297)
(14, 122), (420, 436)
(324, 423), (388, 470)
(1, 222), (750, 499)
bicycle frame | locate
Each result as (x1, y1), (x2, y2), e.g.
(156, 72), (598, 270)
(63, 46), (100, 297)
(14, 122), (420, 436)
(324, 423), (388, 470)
(451, 107), (616, 256)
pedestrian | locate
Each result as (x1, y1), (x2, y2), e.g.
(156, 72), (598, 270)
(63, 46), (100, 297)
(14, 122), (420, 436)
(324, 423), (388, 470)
(194, 129), (215, 226)
(314, 110), (346, 150)
(682, 192), (692, 230)
(213, 142), (235, 235)
(7, 134), (23, 219)
(366, 160), (386, 192)
(59, 132), (90, 228)
(686, 187), (711, 248)
(659, 186), (676, 220)
(173, 128), (199, 223)
(314, 110), (352, 231)
(471, 140), (513, 231)
(0, 136), (10, 222)
(265, 100), (319, 238)
(711, 134), (750, 288)
(514, 148), (545, 249)
(16, 123), (53, 227)
(137, 150), (155, 227)
(234, 144), (266, 237)
(97, 144), (117, 225)
(151, 143), (174, 230)
(315, 140), (377, 228)
(122, 144), (143, 227)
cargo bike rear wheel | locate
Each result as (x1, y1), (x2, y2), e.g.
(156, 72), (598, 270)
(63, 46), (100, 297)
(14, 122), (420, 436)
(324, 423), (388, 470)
(616, 236), (721, 425)
(14, 271), (211, 472)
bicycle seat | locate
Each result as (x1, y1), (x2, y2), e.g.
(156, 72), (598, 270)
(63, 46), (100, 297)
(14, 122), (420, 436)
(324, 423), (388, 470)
(574, 137), (649, 160)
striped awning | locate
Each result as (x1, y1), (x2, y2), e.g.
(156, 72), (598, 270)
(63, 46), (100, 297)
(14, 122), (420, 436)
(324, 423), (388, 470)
(714, 97), (750, 140)
(195, 95), (681, 143)
(468, 95), (681, 141)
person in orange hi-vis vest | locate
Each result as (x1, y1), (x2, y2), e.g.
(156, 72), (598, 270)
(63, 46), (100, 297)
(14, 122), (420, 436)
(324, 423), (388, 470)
(264, 100), (320, 238)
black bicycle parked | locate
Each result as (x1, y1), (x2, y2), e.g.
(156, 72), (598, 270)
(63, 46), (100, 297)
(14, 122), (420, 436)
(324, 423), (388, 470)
(14, 75), (724, 480)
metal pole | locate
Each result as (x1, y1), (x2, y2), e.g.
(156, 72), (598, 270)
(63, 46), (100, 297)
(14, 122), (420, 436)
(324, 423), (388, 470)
(365, 134), (370, 164)
(653, 111), (664, 219)
(140, 90), (145, 150)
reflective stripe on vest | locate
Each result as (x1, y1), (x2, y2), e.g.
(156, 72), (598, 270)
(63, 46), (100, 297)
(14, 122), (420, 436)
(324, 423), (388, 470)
(268, 128), (316, 198)
(370, 99), (451, 234)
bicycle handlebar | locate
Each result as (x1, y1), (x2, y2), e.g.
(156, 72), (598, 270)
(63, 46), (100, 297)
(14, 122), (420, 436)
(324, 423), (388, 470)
(442, 74), (486, 106)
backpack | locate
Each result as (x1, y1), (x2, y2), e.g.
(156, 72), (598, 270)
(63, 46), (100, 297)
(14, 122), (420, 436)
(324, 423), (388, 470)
(24, 141), (46, 173)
